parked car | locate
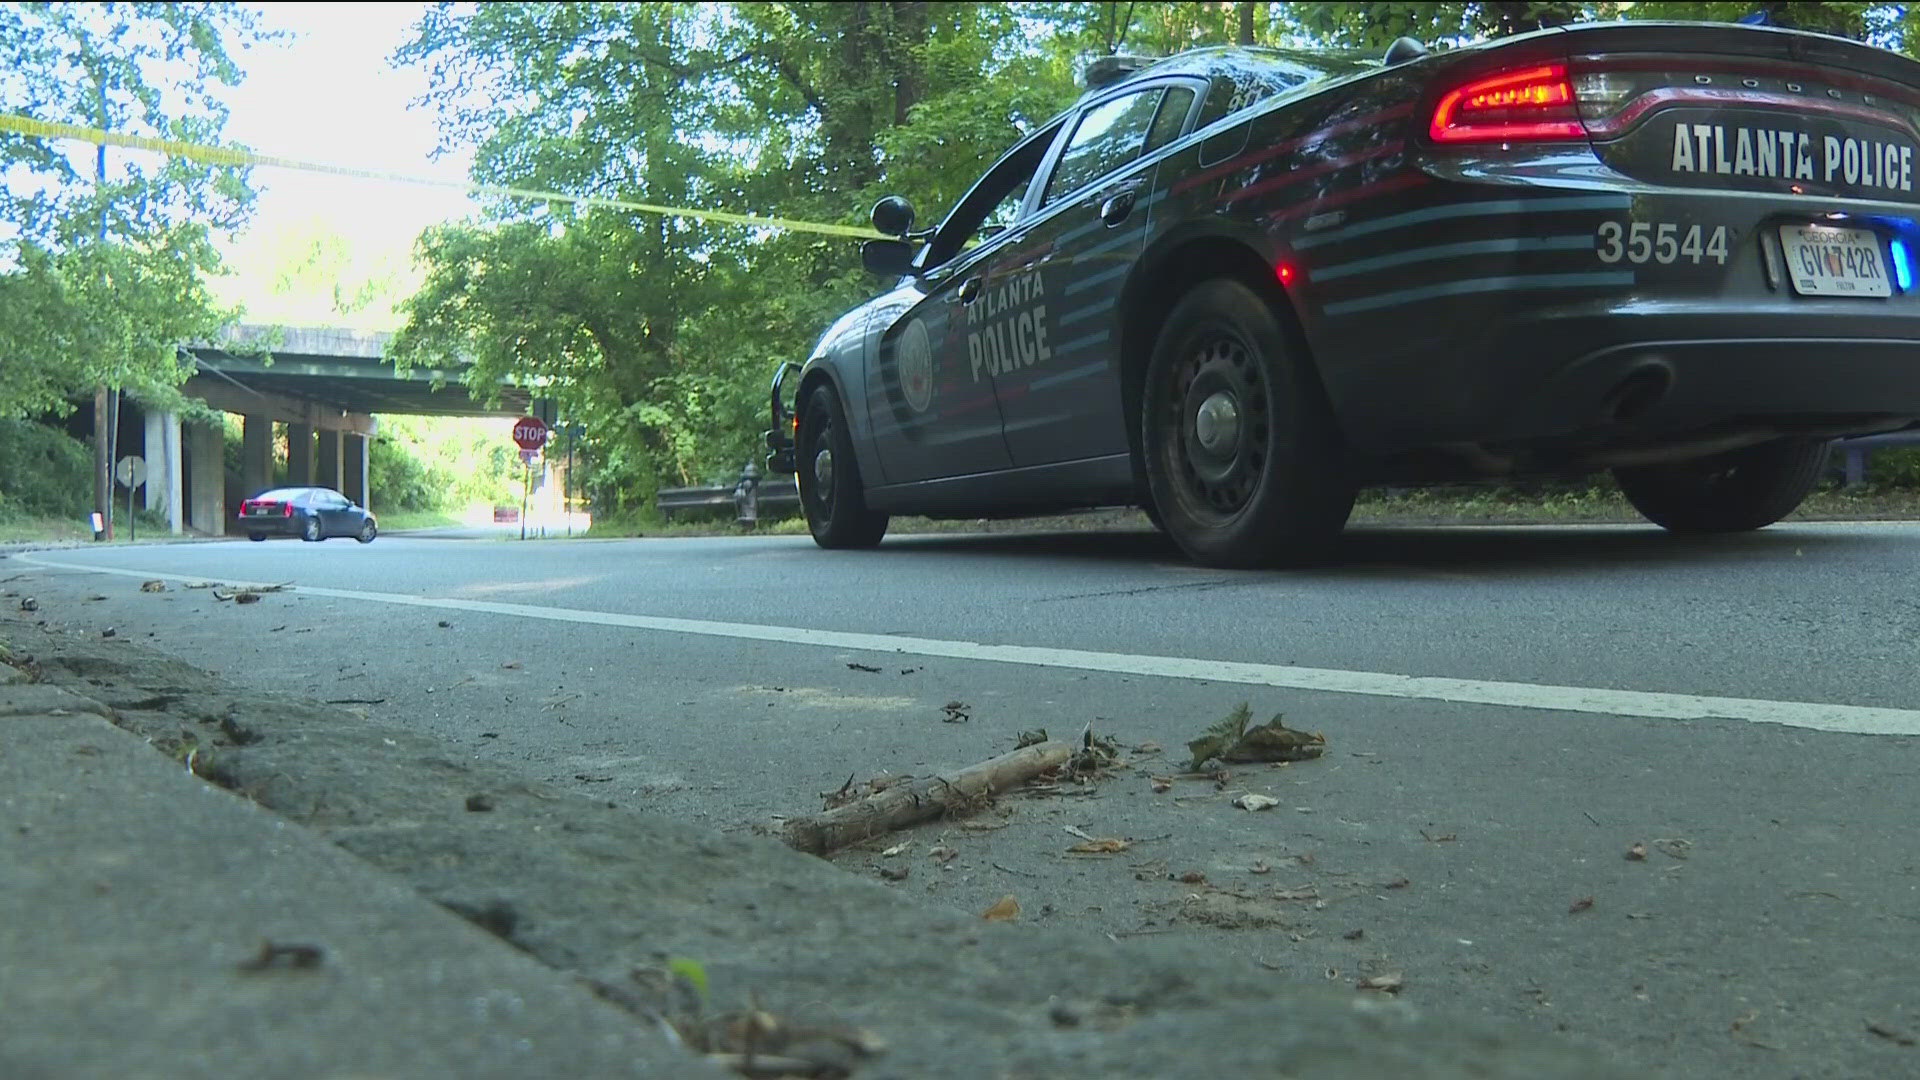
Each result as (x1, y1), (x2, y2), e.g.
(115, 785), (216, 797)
(768, 22), (1920, 567)
(238, 487), (377, 543)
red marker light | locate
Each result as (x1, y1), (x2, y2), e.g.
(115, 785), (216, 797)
(1276, 263), (1295, 285)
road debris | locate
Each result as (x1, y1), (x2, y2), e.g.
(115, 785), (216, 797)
(1626, 842), (1647, 861)
(940, 700), (971, 723)
(1867, 1020), (1916, 1046)
(1067, 838), (1130, 854)
(466, 794), (494, 812)
(880, 840), (912, 857)
(778, 740), (1071, 856)
(1149, 776), (1173, 793)
(928, 846), (958, 865)
(238, 940), (325, 971)
(1015, 728), (1048, 748)
(982, 895), (1019, 921)
(1569, 896), (1595, 914)
(1652, 838), (1693, 860)
(1420, 830), (1457, 843)
(1357, 972), (1404, 994)
(18, 597), (37, 612)
(878, 865), (910, 881)
(1234, 793), (1279, 811)
(1186, 702), (1325, 769)
(140, 580), (166, 592)
(846, 662), (881, 673)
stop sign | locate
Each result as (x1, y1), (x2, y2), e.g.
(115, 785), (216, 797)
(512, 416), (549, 450)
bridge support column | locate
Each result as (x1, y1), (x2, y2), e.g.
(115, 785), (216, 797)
(287, 422), (315, 486)
(317, 429), (343, 491)
(183, 419), (225, 535)
(241, 415), (273, 498)
(142, 409), (184, 534)
(343, 434), (370, 510)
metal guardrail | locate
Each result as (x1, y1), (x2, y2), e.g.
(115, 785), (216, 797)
(1833, 431), (1920, 487)
(656, 466), (799, 523)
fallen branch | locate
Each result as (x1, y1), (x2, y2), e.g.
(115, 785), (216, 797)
(780, 741), (1071, 856)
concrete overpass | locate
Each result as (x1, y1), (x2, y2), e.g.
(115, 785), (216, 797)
(125, 325), (531, 536)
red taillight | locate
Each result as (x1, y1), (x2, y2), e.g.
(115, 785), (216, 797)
(238, 500), (251, 515)
(1430, 64), (1584, 143)
(283, 503), (293, 517)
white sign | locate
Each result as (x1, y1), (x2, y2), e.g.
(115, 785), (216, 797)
(115, 455), (146, 488)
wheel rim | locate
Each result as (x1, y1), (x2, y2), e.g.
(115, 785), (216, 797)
(1161, 328), (1269, 521)
(803, 407), (836, 523)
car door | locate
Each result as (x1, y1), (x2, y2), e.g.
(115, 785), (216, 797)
(989, 82), (1201, 467)
(318, 490), (352, 536)
(863, 122), (1063, 486)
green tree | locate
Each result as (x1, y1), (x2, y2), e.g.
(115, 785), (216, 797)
(0, 2), (266, 418)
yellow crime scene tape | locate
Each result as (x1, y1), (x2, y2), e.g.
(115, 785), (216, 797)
(0, 112), (885, 240)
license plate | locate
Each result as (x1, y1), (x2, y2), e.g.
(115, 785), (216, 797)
(250, 507), (270, 516)
(1779, 225), (1891, 297)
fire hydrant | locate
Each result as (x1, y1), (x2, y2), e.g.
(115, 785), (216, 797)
(734, 460), (761, 526)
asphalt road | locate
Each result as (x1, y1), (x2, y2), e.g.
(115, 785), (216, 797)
(9, 521), (1920, 1078)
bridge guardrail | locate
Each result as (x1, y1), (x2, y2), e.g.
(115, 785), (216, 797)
(657, 468), (799, 523)
(1833, 431), (1920, 487)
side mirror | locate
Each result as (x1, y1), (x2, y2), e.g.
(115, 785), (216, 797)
(871, 195), (915, 238)
(862, 238), (916, 278)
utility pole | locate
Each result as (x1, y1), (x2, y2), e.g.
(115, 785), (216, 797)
(92, 74), (114, 540)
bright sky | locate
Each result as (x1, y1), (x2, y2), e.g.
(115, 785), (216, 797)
(210, 1), (477, 322)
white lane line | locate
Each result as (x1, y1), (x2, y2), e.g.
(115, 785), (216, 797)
(20, 554), (1920, 737)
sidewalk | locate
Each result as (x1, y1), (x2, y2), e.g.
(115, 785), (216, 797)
(0, 613), (1634, 1080)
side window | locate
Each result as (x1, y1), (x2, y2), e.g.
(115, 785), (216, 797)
(923, 122), (1063, 269)
(1143, 85), (1198, 153)
(1041, 89), (1166, 207)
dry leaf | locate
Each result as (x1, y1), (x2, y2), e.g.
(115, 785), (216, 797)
(1178, 871), (1207, 885)
(1235, 793), (1280, 811)
(1625, 843), (1647, 861)
(1357, 972), (1404, 993)
(941, 700), (971, 723)
(982, 895), (1019, 921)
(140, 580), (166, 592)
(1149, 776), (1173, 793)
(1063, 825), (1096, 841)
(1015, 729), (1049, 748)
(878, 865), (909, 881)
(1135, 741), (1162, 754)
(1274, 887), (1319, 901)
(1067, 838), (1130, 854)
(929, 846), (959, 864)
(1384, 878), (1410, 890)
(1569, 896), (1595, 914)
(501, 661), (523, 670)
(1249, 860), (1272, 875)
(847, 662), (881, 673)
(881, 841), (912, 858)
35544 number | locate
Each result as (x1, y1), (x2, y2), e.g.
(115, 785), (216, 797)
(1595, 222), (1731, 265)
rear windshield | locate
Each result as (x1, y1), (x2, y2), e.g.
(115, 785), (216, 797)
(253, 489), (305, 502)
(1193, 48), (1378, 128)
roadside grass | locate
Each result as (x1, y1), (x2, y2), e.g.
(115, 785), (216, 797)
(582, 479), (1920, 539)
(371, 508), (464, 531)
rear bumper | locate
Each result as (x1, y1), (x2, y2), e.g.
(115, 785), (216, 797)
(238, 514), (301, 535)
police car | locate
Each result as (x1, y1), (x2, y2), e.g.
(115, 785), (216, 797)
(767, 22), (1920, 568)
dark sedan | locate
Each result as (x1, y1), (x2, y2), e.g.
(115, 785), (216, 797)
(770, 22), (1920, 567)
(238, 487), (377, 543)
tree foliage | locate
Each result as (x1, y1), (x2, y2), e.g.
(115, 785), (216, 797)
(0, 2), (265, 418)
(388, 1), (1920, 513)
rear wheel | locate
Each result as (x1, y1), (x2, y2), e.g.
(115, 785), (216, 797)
(1613, 438), (1829, 533)
(1141, 279), (1354, 568)
(247, 533), (266, 542)
(797, 382), (888, 549)
(301, 516), (323, 542)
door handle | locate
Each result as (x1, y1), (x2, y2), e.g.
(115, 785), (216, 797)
(959, 277), (983, 304)
(1099, 183), (1142, 226)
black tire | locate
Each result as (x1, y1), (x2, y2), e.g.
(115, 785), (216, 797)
(301, 516), (323, 542)
(248, 533), (266, 542)
(1140, 279), (1354, 568)
(797, 382), (888, 549)
(1613, 437), (1829, 533)
(357, 520), (377, 544)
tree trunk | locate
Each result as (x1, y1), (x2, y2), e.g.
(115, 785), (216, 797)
(780, 740), (1072, 856)
(1236, 2), (1255, 46)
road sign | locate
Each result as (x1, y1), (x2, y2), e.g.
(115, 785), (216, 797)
(512, 416), (549, 450)
(114, 455), (146, 488)
(519, 447), (540, 465)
